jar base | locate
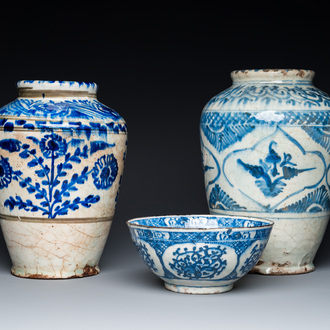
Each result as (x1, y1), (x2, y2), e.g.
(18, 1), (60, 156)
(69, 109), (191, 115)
(250, 262), (315, 275)
(10, 265), (100, 279)
(164, 282), (234, 294)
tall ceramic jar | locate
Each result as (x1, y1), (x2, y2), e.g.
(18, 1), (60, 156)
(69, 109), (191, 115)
(0, 80), (127, 278)
(200, 69), (330, 275)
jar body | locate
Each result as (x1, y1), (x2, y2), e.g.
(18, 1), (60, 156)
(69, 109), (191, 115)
(0, 80), (127, 278)
(200, 70), (330, 274)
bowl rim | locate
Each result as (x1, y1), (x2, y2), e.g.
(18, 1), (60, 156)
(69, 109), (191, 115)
(126, 214), (274, 231)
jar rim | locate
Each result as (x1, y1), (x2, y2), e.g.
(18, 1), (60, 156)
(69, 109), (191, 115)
(17, 80), (97, 93)
(231, 69), (315, 82)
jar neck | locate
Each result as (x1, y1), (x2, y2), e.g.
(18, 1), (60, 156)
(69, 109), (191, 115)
(17, 80), (97, 99)
(231, 69), (315, 85)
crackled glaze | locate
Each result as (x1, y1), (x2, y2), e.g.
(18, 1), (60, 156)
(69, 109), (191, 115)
(127, 215), (273, 294)
(200, 69), (330, 274)
(0, 80), (127, 278)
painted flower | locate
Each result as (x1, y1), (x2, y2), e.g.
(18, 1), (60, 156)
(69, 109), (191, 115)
(92, 154), (118, 190)
(40, 133), (68, 159)
(0, 156), (12, 189)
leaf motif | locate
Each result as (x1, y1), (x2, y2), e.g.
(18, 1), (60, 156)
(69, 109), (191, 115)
(19, 150), (30, 159)
(4, 197), (16, 210)
(74, 147), (81, 156)
(69, 155), (81, 163)
(201, 113), (255, 153)
(53, 179), (60, 187)
(56, 208), (69, 216)
(63, 163), (73, 170)
(68, 204), (79, 211)
(209, 185), (246, 211)
(237, 159), (265, 179)
(0, 139), (21, 152)
(19, 181), (27, 188)
(27, 187), (36, 194)
(81, 145), (88, 158)
(35, 169), (46, 178)
(275, 185), (330, 213)
(255, 179), (286, 197)
(26, 136), (40, 145)
(90, 141), (115, 155)
(13, 170), (23, 176)
(71, 173), (78, 182)
(61, 180), (68, 190)
(27, 159), (39, 167)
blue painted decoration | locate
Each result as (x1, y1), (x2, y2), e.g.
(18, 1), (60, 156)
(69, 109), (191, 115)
(204, 84), (330, 110)
(0, 80), (128, 279)
(127, 215), (273, 293)
(169, 245), (228, 279)
(200, 69), (330, 275)
(200, 91), (330, 214)
(237, 141), (316, 198)
(0, 134), (118, 218)
(0, 98), (127, 138)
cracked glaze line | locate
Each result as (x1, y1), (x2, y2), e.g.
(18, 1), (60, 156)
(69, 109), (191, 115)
(0, 220), (111, 278)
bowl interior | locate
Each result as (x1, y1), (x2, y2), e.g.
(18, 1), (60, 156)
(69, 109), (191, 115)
(127, 215), (273, 230)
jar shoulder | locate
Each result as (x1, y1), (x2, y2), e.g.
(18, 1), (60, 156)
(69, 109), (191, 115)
(203, 83), (330, 112)
(0, 98), (126, 124)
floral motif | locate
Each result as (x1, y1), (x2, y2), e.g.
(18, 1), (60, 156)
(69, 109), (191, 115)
(0, 134), (117, 218)
(237, 141), (316, 198)
(0, 156), (12, 189)
(40, 133), (68, 159)
(239, 243), (266, 275)
(92, 154), (118, 190)
(169, 245), (227, 279)
(128, 216), (273, 291)
(135, 241), (158, 273)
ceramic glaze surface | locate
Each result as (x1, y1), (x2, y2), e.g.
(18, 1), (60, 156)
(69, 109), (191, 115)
(0, 80), (127, 278)
(127, 215), (273, 294)
(200, 69), (330, 274)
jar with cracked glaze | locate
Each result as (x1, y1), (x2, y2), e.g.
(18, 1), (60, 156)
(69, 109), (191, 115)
(200, 69), (330, 275)
(0, 80), (127, 278)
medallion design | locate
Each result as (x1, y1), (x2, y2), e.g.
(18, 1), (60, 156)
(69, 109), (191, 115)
(201, 109), (330, 214)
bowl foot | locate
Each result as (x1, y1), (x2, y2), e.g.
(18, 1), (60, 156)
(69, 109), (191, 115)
(164, 282), (234, 294)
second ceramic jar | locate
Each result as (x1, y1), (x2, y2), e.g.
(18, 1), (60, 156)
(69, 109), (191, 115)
(0, 80), (127, 278)
(200, 69), (330, 275)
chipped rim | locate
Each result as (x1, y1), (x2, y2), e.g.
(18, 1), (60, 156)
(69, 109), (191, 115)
(231, 69), (315, 82)
(17, 80), (98, 93)
(126, 214), (274, 231)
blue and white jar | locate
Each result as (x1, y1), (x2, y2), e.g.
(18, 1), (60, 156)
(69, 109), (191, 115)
(0, 80), (127, 278)
(200, 69), (330, 274)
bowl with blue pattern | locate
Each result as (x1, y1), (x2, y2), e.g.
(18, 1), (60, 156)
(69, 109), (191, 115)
(127, 215), (273, 294)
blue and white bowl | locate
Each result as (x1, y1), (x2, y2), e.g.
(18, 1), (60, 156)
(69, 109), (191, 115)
(127, 215), (273, 294)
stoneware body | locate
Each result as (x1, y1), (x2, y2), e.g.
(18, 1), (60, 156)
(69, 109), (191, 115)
(200, 69), (330, 275)
(127, 215), (273, 294)
(0, 80), (127, 278)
